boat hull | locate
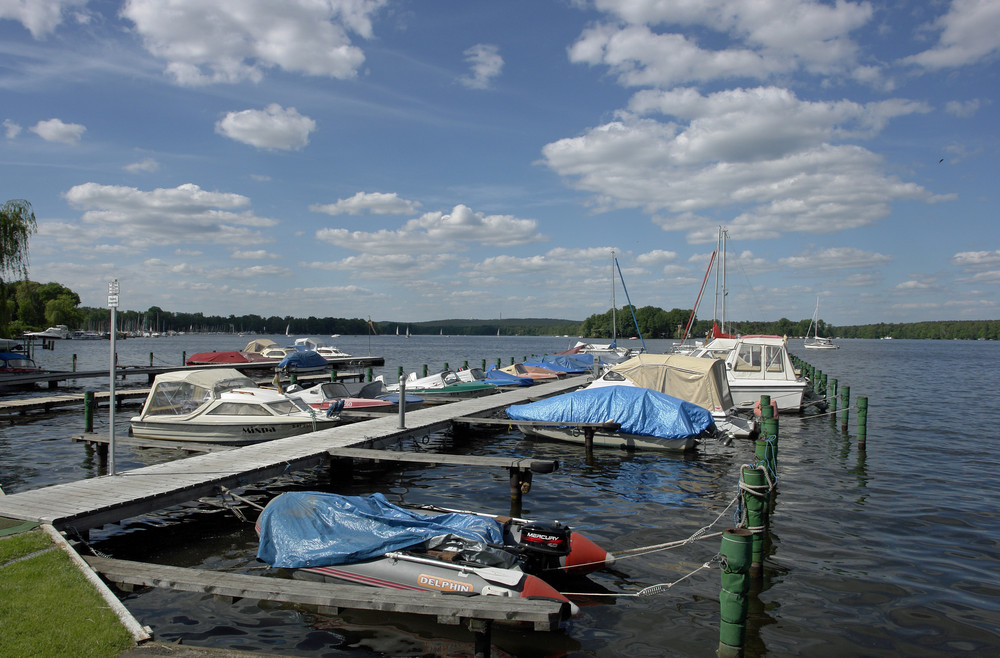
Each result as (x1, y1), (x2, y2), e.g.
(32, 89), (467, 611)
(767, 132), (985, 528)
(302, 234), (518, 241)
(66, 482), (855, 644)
(130, 417), (339, 444)
(517, 424), (697, 452)
(728, 381), (807, 411)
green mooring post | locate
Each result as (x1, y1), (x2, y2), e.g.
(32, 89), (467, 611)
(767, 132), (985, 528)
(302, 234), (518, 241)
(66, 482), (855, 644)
(72, 354), (77, 372)
(857, 396), (868, 449)
(365, 367), (372, 382)
(422, 364), (428, 377)
(149, 352), (154, 367)
(756, 395), (778, 477)
(397, 366), (404, 381)
(829, 378), (838, 413)
(84, 391), (95, 433)
(840, 384), (851, 431)
(718, 528), (753, 658)
(740, 466), (768, 573)
(182, 351), (186, 365)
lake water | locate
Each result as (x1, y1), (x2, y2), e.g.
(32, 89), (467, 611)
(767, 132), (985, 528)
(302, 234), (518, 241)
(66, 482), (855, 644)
(3, 335), (999, 656)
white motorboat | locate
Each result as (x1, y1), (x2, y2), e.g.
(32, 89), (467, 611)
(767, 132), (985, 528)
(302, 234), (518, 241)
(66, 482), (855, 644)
(586, 352), (757, 440)
(691, 335), (809, 411)
(293, 337), (352, 358)
(804, 297), (839, 350)
(23, 324), (71, 339)
(130, 368), (339, 444)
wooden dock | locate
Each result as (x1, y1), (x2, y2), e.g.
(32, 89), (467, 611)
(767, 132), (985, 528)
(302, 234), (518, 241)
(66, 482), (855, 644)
(0, 376), (587, 533)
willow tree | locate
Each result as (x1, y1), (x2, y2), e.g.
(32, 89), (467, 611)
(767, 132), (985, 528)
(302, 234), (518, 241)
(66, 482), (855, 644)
(1, 199), (38, 335)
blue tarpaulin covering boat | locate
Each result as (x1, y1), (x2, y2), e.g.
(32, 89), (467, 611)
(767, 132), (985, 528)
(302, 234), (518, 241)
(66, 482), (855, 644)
(506, 386), (715, 451)
(276, 350), (328, 372)
(484, 366), (533, 386)
(257, 492), (504, 568)
(522, 354), (592, 373)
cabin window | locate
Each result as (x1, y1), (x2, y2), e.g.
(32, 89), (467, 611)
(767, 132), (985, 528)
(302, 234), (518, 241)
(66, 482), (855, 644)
(765, 346), (785, 373)
(208, 402), (271, 416)
(734, 345), (762, 372)
(603, 371), (627, 382)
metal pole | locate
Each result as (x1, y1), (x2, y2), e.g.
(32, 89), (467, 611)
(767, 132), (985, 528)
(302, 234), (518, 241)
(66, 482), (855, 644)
(397, 376), (406, 429)
(108, 279), (119, 476)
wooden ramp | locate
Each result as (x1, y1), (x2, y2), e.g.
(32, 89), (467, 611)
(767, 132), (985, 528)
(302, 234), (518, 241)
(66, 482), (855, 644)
(0, 376), (586, 532)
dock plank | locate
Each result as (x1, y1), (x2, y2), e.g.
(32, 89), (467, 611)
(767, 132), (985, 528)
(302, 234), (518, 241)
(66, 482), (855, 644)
(83, 556), (567, 629)
(0, 377), (587, 532)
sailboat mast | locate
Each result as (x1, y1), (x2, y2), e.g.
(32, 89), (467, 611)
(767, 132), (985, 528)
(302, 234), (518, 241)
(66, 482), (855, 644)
(611, 249), (617, 346)
(721, 229), (728, 335)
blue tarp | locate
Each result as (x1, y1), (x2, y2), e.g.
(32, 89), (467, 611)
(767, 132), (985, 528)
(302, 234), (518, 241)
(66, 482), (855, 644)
(523, 354), (592, 373)
(484, 366), (533, 386)
(506, 386), (715, 439)
(256, 492), (504, 568)
(277, 350), (328, 371)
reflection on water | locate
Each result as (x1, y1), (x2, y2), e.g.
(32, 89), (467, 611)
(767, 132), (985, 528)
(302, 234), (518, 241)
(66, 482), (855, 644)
(3, 336), (1000, 654)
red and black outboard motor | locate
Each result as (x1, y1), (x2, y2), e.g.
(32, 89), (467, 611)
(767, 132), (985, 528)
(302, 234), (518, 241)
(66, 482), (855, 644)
(516, 521), (572, 573)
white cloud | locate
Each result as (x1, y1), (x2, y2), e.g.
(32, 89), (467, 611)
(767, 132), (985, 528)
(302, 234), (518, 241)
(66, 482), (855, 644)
(30, 118), (85, 144)
(576, 0), (873, 85)
(780, 247), (892, 270)
(542, 87), (946, 241)
(944, 99), (982, 118)
(310, 191), (421, 216)
(63, 182), (277, 247)
(459, 43), (503, 89)
(216, 104), (316, 150)
(902, 0), (1000, 69)
(124, 157), (159, 173)
(121, 0), (385, 85)
(316, 204), (545, 254)
(952, 250), (1000, 270)
(0, 0), (87, 38)
(231, 249), (278, 259)
(2, 119), (21, 138)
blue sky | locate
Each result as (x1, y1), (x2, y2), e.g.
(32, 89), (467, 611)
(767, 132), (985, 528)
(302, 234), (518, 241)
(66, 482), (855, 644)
(1, 0), (997, 326)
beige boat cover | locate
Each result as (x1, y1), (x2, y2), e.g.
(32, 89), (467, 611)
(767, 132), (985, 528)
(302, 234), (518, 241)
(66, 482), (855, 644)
(608, 353), (733, 412)
(243, 338), (279, 353)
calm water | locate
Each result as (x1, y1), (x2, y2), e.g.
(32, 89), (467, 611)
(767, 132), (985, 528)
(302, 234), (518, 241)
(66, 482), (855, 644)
(3, 335), (999, 656)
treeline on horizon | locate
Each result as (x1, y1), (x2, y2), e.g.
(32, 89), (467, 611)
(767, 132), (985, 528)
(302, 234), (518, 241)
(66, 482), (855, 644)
(2, 279), (998, 341)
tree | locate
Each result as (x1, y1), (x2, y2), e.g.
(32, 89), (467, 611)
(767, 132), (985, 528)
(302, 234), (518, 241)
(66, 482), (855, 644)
(0, 199), (37, 336)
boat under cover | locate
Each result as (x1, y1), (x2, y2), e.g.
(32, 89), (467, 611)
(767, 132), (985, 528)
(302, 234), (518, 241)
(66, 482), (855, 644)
(276, 350), (329, 373)
(256, 492), (616, 615)
(506, 386), (715, 451)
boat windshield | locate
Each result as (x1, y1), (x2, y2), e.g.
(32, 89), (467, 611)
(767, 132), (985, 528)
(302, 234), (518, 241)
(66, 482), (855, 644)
(207, 402), (272, 416)
(145, 381), (213, 416)
(266, 399), (312, 415)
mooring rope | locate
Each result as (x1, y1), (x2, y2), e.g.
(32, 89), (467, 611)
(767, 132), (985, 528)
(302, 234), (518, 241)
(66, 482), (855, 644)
(797, 404), (860, 420)
(560, 555), (722, 598)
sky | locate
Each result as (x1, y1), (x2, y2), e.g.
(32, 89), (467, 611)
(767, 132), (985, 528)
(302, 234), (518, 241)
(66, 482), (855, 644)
(1, 0), (998, 327)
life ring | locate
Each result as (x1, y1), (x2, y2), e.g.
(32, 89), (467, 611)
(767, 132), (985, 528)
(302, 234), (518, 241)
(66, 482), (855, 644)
(753, 399), (779, 418)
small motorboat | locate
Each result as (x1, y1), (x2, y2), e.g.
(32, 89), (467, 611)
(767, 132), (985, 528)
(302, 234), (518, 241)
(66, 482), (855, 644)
(506, 386), (716, 451)
(456, 366), (532, 387)
(498, 362), (565, 381)
(0, 352), (45, 390)
(293, 337), (351, 359)
(22, 324), (71, 340)
(130, 368), (340, 444)
(276, 350), (329, 373)
(378, 370), (499, 402)
(285, 381), (396, 413)
(255, 492), (616, 617)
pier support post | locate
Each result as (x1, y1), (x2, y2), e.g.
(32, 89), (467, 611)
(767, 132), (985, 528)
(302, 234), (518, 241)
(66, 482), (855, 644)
(508, 468), (531, 517)
(84, 391), (95, 433)
(857, 396), (868, 450)
(467, 618), (493, 658)
(718, 528), (753, 658)
(840, 385), (851, 432)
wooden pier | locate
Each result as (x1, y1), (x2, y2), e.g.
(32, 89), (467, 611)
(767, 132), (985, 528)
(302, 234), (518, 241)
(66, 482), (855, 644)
(0, 375), (586, 533)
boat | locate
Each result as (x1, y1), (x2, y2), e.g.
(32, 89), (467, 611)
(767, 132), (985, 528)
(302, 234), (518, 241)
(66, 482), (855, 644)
(455, 366), (532, 387)
(130, 368), (340, 444)
(0, 352), (45, 390)
(522, 354), (591, 374)
(585, 353), (757, 440)
(285, 381), (397, 413)
(275, 350), (329, 373)
(242, 338), (293, 361)
(675, 228), (734, 354)
(255, 491), (616, 616)
(690, 335), (809, 411)
(185, 350), (270, 366)
(23, 324), (71, 340)
(341, 380), (425, 412)
(293, 337), (351, 359)
(506, 386), (716, 451)
(498, 363), (565, 381)
(804, 298), (839, 350)
(377, 370), (499, 402)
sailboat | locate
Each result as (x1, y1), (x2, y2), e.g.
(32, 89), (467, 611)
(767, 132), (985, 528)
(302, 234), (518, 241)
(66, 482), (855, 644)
(675, 227), (733, 353)
(804, 297), (838, 350)
(565, 250), (645, 361)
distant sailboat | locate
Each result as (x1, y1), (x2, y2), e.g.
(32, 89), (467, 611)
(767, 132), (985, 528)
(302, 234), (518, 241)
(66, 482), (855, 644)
(804, 297), (838, 350)
(285, 324), (291, 337)
(406, 326), (410, 339)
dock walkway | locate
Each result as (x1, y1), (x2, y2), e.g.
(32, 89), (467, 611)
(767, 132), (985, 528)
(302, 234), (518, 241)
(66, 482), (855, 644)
(0, 376), (586, 533)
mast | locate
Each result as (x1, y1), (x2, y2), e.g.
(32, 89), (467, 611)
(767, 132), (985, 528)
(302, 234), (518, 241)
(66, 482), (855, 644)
(610, 249), (617, 347)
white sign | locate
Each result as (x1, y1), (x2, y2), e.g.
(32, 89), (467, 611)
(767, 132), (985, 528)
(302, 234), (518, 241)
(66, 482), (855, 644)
(107, 294), (119, 308)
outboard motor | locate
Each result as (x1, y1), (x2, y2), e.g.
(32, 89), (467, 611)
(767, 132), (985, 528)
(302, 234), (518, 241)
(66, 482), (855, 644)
(517, 521), (571, 573)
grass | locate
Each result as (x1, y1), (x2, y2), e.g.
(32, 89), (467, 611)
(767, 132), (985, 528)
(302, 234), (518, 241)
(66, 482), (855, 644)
(0, 529), (135, 657)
